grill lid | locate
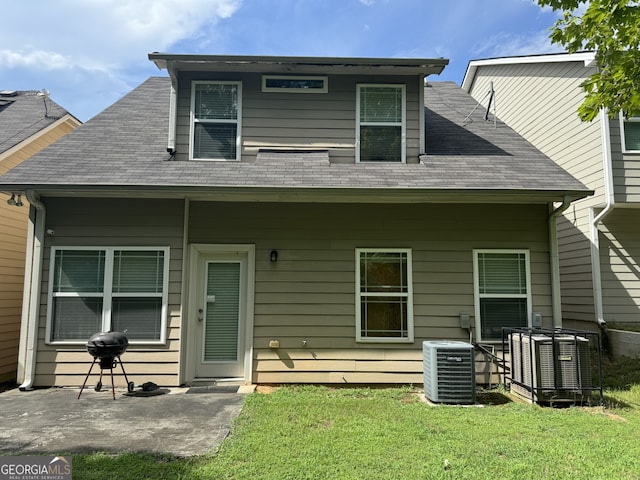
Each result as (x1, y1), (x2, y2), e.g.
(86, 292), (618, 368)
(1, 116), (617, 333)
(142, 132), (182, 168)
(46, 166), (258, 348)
(86, 331), (129, 358)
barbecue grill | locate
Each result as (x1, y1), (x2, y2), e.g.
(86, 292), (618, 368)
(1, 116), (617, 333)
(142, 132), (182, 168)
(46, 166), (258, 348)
(78, 331), (135, 400)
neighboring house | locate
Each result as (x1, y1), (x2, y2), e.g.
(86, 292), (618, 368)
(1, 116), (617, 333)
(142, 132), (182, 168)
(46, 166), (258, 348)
(0, 55), (591, 388)
(0, 90), (80, 384)
(463, 52), (639, 333)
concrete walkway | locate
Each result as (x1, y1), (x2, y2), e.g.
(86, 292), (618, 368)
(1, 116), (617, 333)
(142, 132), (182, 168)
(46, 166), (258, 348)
(0, 385), (252, 456)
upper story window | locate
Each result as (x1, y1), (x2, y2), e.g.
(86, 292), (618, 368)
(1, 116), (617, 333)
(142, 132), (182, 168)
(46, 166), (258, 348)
(190, 81), (242, 161)
(621, 115), (640, 153)
(262, 75), (328, 93)
(473, 250), (531, 342)
(357, 84), (406, 163)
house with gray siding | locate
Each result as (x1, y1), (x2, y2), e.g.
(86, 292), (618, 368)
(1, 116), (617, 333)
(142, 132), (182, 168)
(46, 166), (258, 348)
(463, 52), (640, 337)
(0, 54), (591, 388)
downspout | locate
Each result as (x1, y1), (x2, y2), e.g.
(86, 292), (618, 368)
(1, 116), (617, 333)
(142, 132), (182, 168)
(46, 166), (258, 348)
(166, 61), (178, 155)
(549, 195), (572, 329)
(18, 191), (46, 391)
(590, 109), (615, 326)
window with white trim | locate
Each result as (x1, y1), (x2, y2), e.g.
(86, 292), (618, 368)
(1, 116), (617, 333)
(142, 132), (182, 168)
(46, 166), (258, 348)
(473, 250), (531, 342)
(357, 84), (406, 162)
(262, 75), (328, 93)
(621, 115), (640, 152)
(47, 247), (169, 343)
(356, 249), (413, 342)
(190, 81), (242, 161)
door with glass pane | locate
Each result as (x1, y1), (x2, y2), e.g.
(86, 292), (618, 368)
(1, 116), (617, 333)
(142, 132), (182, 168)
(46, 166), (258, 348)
(195, 255), (245, 379)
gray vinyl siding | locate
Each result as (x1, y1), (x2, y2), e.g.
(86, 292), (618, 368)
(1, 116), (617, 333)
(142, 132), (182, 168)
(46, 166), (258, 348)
(32, 198), (184, 387)
(599, 209), (640, 325)
(189, 201), (552, 384)
(468, 60), (603, 327)
(610, 114), (640, 203)
(174, 72), (423, 164)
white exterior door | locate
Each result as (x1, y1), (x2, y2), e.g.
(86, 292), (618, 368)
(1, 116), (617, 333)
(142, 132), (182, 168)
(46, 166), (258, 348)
(188, 245), (254, 381)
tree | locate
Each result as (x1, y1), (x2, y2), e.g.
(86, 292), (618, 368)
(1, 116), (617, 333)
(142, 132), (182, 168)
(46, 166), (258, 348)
(537, 0), (640, 121)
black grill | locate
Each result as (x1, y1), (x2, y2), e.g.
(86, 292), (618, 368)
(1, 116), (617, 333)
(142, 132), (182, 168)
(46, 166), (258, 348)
(78, 332), (135, 399)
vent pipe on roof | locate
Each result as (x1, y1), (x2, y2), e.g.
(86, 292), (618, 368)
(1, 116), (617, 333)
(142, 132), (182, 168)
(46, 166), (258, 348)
(463, 81), (496, 128)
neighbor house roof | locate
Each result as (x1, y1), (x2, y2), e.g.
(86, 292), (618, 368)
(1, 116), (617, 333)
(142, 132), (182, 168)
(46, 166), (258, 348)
(0, 90), (77, 155)
(461, 51), (596, 92)
(0, 76), (591, 203)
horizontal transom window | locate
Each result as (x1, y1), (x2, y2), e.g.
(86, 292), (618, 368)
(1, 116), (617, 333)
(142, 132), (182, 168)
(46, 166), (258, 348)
(262, 75), (328, 93)
(47, 247), (169, 344)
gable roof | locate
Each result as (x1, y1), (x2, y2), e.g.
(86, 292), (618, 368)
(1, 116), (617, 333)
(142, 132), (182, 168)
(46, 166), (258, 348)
(0, 76), (591, 204)
(0, 90), (76, 155)
(461, 51), (596, 92)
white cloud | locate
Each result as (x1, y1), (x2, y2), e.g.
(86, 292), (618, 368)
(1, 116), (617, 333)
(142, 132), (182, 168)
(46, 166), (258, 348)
(0, 0), (242, 120)
(0, 49), (70, 70)
(471, 30), (564, 59)
(0, 0), (241, 71)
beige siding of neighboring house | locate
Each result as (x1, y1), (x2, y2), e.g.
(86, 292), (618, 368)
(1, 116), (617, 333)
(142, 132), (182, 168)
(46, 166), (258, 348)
(31, 198), (184, 387)
(189, 201), (552, 384)
(0, 116), (79, 383)
(174, 72), (423, 164)
(468, 61), (603, 328)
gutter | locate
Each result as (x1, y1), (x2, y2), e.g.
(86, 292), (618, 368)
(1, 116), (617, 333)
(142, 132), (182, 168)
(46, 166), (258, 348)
(18, 191), (46, 391)
(549, 195), (572, 328)
(590, 109), (615, 326)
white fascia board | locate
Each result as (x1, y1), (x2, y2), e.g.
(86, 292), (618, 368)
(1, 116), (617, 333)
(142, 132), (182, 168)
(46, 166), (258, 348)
(462, 52), (596, 92)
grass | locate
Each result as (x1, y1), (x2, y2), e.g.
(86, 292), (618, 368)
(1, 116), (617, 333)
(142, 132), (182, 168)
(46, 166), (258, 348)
(71, 356), (640, 479)
(607, 322), (640, 333)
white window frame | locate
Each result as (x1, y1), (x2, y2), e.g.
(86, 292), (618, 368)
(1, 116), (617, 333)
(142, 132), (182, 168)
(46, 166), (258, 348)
(46, 246), (170, 345)
(355, 248), (414, 343)
(473, 249), (532, 343)
(620, 115), (640, 153)
(261, 75), (328, 93)
(356, 84), (406, 163)
(189, 80), (242, 161)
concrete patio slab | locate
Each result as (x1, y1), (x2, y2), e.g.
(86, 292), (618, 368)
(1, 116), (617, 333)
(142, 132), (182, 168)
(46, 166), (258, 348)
(0, 385), (251, 456)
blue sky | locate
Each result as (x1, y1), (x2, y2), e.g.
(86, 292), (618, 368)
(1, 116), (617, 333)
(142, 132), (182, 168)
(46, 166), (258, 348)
(0, 0), (563, 122)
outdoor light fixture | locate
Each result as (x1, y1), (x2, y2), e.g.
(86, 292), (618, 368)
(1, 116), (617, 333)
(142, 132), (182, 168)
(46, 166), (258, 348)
(270, 250), (278, 262)
(6, 194), (23, 207)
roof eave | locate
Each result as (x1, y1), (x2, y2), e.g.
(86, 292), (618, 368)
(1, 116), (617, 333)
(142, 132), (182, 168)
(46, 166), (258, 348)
(149, 53), (449, 77)
(0, 184), (593, 204)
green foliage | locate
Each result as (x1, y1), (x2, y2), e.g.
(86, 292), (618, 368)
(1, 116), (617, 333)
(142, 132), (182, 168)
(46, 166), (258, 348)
(537, 0), (640, 121)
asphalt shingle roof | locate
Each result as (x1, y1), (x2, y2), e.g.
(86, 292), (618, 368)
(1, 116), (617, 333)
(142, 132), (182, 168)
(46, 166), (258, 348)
(0, 90), (71, 154)
(0, 77), (590, 199)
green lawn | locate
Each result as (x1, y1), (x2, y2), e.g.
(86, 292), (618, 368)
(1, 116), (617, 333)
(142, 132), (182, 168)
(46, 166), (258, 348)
(73, 357), (640, 480)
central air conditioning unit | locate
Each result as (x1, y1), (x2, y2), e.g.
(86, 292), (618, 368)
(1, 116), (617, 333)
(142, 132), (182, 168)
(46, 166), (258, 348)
(509, 333), (592, 404)
(423, 341), (476, 404)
